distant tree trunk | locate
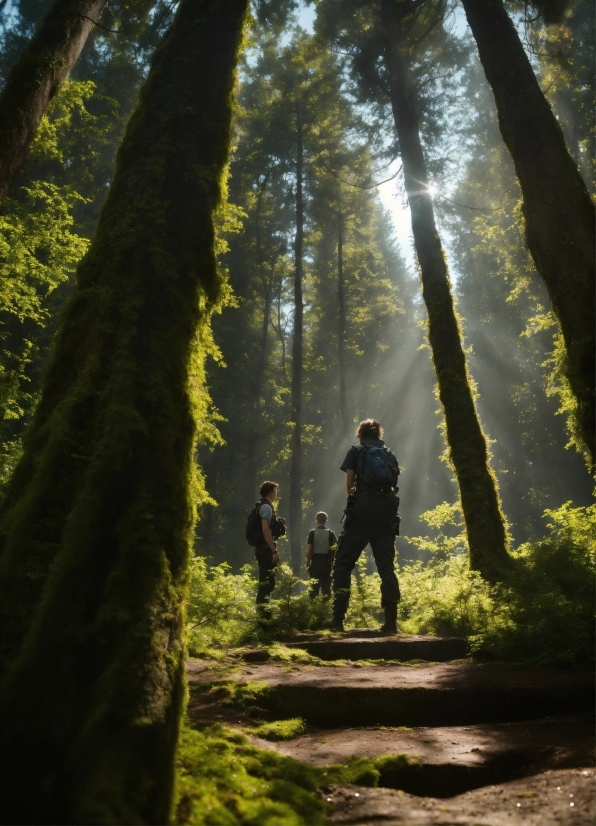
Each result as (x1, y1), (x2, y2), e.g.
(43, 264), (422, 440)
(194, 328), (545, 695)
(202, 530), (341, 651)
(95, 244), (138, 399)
(0, 0), (107, 203)
(289, 111), (304, 572)
(337, 210), (348, 427)
(381, 10), (510, 580)
(246, 174), (271, 494)
(0, 0), (248, 822)
(461, 0), (595, 467)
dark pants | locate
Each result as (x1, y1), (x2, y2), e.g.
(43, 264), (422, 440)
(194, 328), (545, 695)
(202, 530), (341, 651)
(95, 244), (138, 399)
(255, 545), (276, 611)
(332, 518), (400, 620)
(309, 555), (332, 599)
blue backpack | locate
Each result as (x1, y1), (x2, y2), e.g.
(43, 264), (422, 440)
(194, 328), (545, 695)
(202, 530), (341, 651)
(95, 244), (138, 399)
(355, 444), (399, 492)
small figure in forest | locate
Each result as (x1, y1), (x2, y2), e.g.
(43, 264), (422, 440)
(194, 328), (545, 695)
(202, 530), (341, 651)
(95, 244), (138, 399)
(245, 480), (285, 622)
(328, 418), (401, 634)
(305, 511), (338, 599)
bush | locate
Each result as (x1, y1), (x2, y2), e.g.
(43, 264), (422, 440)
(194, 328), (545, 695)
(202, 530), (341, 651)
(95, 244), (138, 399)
(186, 558), (256, 655)
(399, 501), (595, 666)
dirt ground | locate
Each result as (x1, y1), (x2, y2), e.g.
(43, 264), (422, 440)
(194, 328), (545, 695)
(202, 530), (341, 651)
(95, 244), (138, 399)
(186, 639), (595, 824)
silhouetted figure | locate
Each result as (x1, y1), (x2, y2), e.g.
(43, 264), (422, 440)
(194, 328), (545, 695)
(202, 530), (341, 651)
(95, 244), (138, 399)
(329, 419), (401, 634)
(305, 511), (337, 599)
(247, 481), (282, 622)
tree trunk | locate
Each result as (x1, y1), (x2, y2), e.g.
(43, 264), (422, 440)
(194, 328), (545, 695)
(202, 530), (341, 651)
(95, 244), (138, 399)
(337, 210), (348, 428)
(288, 111), (304, 572)
(246, 176), (271, 494)
(461, 0), (595, 466)
(0, 0), (107, 203)
(0, 0), (248, 822)
(381, 13), (510, 580)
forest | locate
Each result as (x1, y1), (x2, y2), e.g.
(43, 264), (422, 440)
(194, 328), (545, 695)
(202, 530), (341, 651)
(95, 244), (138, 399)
(0, 0), (593, 823)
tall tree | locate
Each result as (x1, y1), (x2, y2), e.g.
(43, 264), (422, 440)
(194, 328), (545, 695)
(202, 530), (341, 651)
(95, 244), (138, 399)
(316, 0), (511, 579)
(0, 0), (109, 203)
(460, 0), (595, 467)
(445, 52), (593, 542)
(0, 0), (248, 821)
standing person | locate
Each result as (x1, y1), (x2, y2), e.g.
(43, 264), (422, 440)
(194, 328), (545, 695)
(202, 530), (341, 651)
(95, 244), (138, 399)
(329, 419), (401, 634)
(250, 481), (281, 621)
(305, 512), (337, 599)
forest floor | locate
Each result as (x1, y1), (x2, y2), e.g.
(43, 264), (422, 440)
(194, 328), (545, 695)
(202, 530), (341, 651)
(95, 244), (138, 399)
(186, 631), (595, 825)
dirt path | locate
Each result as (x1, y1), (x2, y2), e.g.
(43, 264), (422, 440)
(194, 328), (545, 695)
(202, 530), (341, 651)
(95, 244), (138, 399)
(187, 633), (595, 824)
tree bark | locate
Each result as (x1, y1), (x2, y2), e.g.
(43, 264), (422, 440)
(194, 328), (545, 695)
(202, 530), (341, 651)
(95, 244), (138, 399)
(0, 0), (248, 821)
(461, 0), (595, 466)
(0, 0), (107, 203)
(337, 210), (348, 428)
(289, 111), (304, 572)
(381, 11), (510, 580)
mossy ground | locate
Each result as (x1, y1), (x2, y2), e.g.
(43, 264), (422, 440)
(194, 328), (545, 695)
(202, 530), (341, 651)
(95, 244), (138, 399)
(175, 723), (416, 825)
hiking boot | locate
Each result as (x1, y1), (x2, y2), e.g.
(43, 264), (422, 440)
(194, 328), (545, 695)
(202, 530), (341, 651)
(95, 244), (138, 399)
(379, 603), (398, 636)
(325, 616), (345, 633)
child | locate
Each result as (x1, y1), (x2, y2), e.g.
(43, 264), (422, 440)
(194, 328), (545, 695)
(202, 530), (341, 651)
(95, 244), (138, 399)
(305, 512), (337, 599)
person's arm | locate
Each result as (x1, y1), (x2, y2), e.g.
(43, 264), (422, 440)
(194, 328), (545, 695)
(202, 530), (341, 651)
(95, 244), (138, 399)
(305, 543), (313, 568)
(261, 518), (278, 558)
(346, 468), (356, 497)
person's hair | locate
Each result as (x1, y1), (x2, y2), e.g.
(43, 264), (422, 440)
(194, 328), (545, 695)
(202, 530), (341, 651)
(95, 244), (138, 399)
(315, 511), (327, 524)
(356, 418), (383, 440)
(259, 480), (279, 498)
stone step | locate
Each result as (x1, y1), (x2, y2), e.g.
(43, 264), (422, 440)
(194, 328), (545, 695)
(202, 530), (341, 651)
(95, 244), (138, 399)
(256, 714), (594, 798)
(283, 633), (467, 662)
(187, 660), (594, 728)
(326, 768), (595, 825)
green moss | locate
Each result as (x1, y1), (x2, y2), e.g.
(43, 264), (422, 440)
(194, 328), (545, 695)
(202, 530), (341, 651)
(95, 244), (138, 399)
(175, 726), (329, 824)
(266, 643), (320, 664)
(218, 679), (272, 710)
(175, 727), (328, 825)
(249, 718), (306, 741)
(0, 0), (250, 822)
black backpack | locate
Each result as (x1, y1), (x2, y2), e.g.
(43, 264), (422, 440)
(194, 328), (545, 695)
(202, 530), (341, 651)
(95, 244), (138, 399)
(355, 443), (399, 492)
(245, 501), (286, 546)
(245, 500), (267, 546)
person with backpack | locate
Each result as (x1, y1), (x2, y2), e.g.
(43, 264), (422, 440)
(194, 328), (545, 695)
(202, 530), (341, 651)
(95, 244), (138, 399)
(245, 480), (285, 621)
(328, 418), (401, 634)
(305, 511), (338, 599)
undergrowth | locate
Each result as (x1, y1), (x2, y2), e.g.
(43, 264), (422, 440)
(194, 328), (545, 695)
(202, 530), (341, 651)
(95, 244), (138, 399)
(187, 501), (595, 666)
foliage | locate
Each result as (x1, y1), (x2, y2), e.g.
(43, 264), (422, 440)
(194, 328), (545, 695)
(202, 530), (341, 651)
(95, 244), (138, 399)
(188, 499), (594, 667)
(399, 501), (595, 665)
(186, 553), (388, 648)
(0, 80), (99, 489)
(186, 558), (256, 655)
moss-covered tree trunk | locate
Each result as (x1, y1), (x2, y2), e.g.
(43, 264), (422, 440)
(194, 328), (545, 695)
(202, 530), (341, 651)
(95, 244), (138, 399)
(0, 0), (248, 822)
(381, 9), (510, 580)
(461, 0), (595, 467)
(0, 0), (107, 203)
(289, 109), (304, 571)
